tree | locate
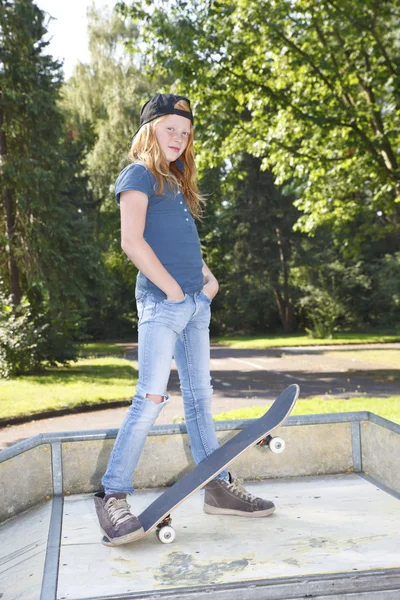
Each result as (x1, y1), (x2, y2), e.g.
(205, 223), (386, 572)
(213, 154), (303, 333)
(0, 0), (60, 306)
(61, 6), (162, 338)
(119, 0), (400, 248)
(0, 0), (104, 370)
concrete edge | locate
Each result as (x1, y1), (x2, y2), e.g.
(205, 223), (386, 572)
(51, 442), (63, 496)
(39, 440), (65, 598)
(40, 495), (63, 600)
(0, 412), (374, 463)
(358, 473), (400, 502)
(70, 567), (400, 600)
(0, 411), (374, 463)
(369, 413), (400, 434)
(0, 399), (130, 429)
(351, 421), (362, 473)
(0, 433), (45, 462)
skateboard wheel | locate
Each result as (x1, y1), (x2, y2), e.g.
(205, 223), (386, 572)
(269, 437), (285, 453)
(157, 525), (176, 544)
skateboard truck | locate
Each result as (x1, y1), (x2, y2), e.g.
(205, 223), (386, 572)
(156, 515), (176, 544)
(257, 435), (286, 454)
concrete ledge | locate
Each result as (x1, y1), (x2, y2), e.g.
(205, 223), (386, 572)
(361, 421), (400, 495)
(0, 444), (53, 521)
(0, 412), (399, 522)
(65, 568), (400, 600)
(0, 412), (371, 464)
(61, 422), (353, 495)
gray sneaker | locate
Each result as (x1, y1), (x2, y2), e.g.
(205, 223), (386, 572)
(204, 473), (275, 517)
(94, 492), (144, 546)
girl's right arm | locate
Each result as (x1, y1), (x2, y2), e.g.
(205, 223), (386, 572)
(120, 190), (184, 300)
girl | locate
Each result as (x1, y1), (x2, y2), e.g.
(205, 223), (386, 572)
(94, 93), (275, 546)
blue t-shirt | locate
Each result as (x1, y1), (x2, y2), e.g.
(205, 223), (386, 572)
(115, 162), (204, 300)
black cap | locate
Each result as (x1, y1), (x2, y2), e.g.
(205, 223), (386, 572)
(132, 93), (194, 139)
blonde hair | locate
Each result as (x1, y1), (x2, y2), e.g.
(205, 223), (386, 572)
(128, 99), (205, 220)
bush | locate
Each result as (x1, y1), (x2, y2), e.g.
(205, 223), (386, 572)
(296, 260), (376, 336)
(0, 292), (41, 378)
(366, 253), (400, 328)
(299, 287), (344, 338)
(0, 284), (84, 378)
(211, 282), (280, 335)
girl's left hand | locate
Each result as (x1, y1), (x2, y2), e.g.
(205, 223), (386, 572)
(202, 277), (219, 301)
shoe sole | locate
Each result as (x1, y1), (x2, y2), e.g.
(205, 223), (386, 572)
(203, 504), (275, 517)
(100, 526), (144, 546)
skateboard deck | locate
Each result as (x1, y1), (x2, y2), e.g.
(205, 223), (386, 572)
(103, 383), (299, 546)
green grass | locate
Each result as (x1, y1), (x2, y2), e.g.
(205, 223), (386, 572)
(78, 342), (131, 357)
(214, 396), (400, 425)
(2, 339), (399, 423)
(212, 333), (400, 349)
(0, 357), (137, 421)
(323, 349), (400, 369)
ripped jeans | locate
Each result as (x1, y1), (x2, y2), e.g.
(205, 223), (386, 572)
(102, 290), (228, 494)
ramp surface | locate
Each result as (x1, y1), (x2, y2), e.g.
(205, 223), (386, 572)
(55, 474), (400, 599)
(1, 474), (399, 599)
(0, 502), (51, 600)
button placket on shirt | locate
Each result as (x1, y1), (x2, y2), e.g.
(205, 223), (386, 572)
(179, 194), (191, 224)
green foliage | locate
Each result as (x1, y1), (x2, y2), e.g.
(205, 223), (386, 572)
(1, 0), (106, 364)
(297, 260), (364, 337)
(57, 1), (400, 339)
(3, 0), (398, 356)
(60, 6), (162, 338)
(365, 252), (400, 327)
(0, 285), (40, 378)
(0, 282), (81, 378)
(300, 288), (343, 339)
(198, 154), (303, 333)
(295, 253), (400, 334)
(119, 0), (400, 245)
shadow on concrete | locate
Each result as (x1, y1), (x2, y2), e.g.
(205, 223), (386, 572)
(168, 369), (400, 400)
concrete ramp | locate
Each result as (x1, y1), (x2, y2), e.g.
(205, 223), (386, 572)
(0, 412), (399, 599)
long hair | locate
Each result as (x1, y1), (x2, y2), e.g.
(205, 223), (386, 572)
(128, 99), (205, 220)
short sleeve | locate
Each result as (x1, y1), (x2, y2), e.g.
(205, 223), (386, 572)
(115, 163), (154, 206)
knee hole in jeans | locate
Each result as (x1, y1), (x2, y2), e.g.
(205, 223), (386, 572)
(145, 393), (166, 405)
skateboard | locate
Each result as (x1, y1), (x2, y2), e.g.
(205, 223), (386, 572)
(103, 383), (299, 546)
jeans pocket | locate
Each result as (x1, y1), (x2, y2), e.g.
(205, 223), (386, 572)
(136, 293), (153, 324)
(163, 294), (187, 305)
(136, 299), (145, 324)
(200, 291), (212, 304)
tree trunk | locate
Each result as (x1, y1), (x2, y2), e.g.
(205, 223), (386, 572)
(275, 226), (293, 333)
(273, 286), (293, 333)
(0, 107), (21, 306)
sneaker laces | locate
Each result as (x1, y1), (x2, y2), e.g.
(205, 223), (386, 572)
(105, 497), (133, 526)
(225, 478), (257, 502)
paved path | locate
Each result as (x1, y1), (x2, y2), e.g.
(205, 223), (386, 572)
(1, 344), (399, 450)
